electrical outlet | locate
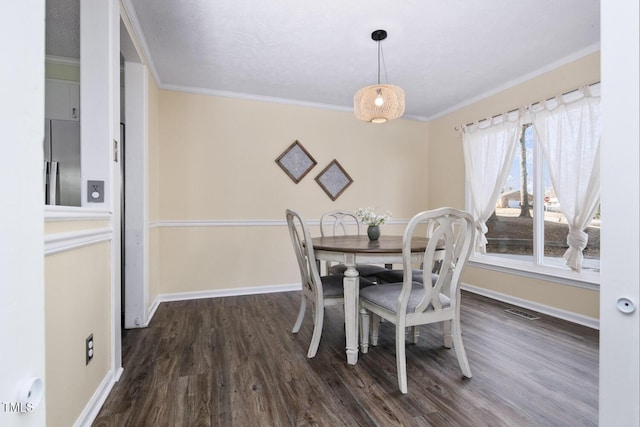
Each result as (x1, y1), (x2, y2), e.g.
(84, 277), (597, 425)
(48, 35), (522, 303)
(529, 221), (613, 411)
(87, 180), (104, 203)
(86, 334), (94, 365)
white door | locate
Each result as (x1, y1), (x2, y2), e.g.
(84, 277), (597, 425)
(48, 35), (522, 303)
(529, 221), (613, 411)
(600, 1), (640, 424)
(0, 0), (47, 425)
(122, 60), (149, 329)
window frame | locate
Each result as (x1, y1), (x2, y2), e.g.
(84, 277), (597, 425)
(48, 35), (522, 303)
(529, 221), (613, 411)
(466, 123), (600, 290)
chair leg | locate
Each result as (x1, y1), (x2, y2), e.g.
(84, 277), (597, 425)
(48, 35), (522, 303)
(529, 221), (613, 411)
(371, 313), (380, 346)
(451, 317), (472, 378)
(396, 323), (408, 394)
(359, 308), (370, 354)
(292, 295), (306, 333)
(443, 319), (452, 348)
(307, 304), (324, 358)
(410, 326), (419, 344)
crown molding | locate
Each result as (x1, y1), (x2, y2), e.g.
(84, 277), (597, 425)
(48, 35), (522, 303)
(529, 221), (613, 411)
(426, 43), (601, 121)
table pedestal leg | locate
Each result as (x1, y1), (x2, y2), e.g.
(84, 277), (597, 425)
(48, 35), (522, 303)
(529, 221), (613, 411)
(343, 256), (359, 365)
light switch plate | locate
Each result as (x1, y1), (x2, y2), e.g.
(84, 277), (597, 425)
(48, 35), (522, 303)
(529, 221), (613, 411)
(87, 180), (104, 203)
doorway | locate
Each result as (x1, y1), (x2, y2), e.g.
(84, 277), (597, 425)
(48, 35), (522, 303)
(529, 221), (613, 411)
(120, 17), (148, 331)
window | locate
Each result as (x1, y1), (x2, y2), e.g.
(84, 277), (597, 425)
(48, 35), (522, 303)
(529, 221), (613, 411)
(482, 124), (600, 278)
(463, 85), (601, 286)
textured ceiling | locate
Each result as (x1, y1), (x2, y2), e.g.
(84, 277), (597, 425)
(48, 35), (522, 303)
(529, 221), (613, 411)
(46, 0), (79, 59)
(47, 0), (600, 121)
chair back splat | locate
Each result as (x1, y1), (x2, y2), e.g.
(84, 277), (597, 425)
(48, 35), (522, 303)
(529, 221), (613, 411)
(320, 210), (362, 237)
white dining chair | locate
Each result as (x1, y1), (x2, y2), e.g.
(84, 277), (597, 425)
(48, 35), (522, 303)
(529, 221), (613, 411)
(286, 209), (374, 358)
(372, 220), (449, 344)
(359, 207), (475, 393)
(319, 210), (388, 278)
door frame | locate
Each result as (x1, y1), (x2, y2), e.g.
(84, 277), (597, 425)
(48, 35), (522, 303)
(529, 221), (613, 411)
(600, 0), (640, 424)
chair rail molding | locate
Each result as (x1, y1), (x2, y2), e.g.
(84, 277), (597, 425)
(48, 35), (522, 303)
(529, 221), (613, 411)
(45, 227), (113, 255)
(45, 206), (112, 222)
(149, 218), (409, 228)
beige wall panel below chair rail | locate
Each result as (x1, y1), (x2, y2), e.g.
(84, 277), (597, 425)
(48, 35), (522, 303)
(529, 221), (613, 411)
(158, 225), (300, 294)
(157, 220), (411, 295)
(148, 227), (161, 307)
(462, 267), (599, 319)
(44, 241), (111, 427)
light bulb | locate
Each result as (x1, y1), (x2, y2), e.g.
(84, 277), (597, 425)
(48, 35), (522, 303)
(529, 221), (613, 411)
(374, 89), (384, 107)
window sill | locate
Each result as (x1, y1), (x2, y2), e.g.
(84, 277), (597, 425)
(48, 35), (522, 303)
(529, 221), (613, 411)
(469, 254), (600, 291)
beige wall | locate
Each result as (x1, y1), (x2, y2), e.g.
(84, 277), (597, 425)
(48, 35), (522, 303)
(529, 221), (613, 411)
(158, 91), (429, 220)
(45, 240), (111, 426)
(149, 52), (600, 318)
(427, 51), (600, 319)
(148, 70), (161, 306)
(155, 91), (429, 294)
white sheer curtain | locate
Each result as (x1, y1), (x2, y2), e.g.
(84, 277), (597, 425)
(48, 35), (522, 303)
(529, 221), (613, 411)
(531, 87), (601, 272)
(462, 113), (522, 252)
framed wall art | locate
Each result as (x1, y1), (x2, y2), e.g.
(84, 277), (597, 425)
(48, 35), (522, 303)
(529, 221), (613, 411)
(275, 140), (317, 183)
(315, 159), (353, 201)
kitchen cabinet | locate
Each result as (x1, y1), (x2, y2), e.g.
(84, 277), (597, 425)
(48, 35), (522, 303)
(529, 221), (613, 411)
(45, 79), (80, 121)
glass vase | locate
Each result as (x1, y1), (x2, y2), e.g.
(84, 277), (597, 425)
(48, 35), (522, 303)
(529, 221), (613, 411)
(367, 225), (380, 241)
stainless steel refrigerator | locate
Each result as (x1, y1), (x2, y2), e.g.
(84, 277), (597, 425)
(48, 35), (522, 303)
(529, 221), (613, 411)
(43, 119), (81, 206)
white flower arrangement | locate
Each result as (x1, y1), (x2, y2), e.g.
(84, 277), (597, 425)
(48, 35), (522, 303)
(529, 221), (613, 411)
(355, 206), (392, 226)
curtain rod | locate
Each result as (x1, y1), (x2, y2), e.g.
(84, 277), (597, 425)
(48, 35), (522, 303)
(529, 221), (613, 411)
(454, 80), (600, 131)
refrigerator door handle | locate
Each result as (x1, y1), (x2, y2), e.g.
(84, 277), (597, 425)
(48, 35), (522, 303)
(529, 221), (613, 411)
(43, 161), (49, 204)
(49, 161), (59, 205)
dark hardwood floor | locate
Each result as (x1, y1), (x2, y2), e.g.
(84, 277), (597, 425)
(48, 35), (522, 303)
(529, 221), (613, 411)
(93, 291), (598, 426)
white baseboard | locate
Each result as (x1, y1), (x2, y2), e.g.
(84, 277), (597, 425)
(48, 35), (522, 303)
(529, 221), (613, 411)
(114, 366), (124, 382)
(73, 369), (117, 427)
(147, 282), (598, 330)
(146, 296), (161, 327)
(158, 283), (301, 303)
(139, 283), (301, 326)
(461, 282), (600, 330)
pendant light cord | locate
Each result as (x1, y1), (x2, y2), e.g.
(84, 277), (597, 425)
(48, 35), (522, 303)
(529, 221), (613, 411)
(377, 40), (381, 85)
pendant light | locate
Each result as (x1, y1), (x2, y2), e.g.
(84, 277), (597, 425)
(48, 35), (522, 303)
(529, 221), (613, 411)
(354, 29), (405, 123)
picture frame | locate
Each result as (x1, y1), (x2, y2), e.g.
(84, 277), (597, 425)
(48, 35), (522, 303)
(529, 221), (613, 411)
(275, 140), (317, 184)
(315, 159), (353, 201)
